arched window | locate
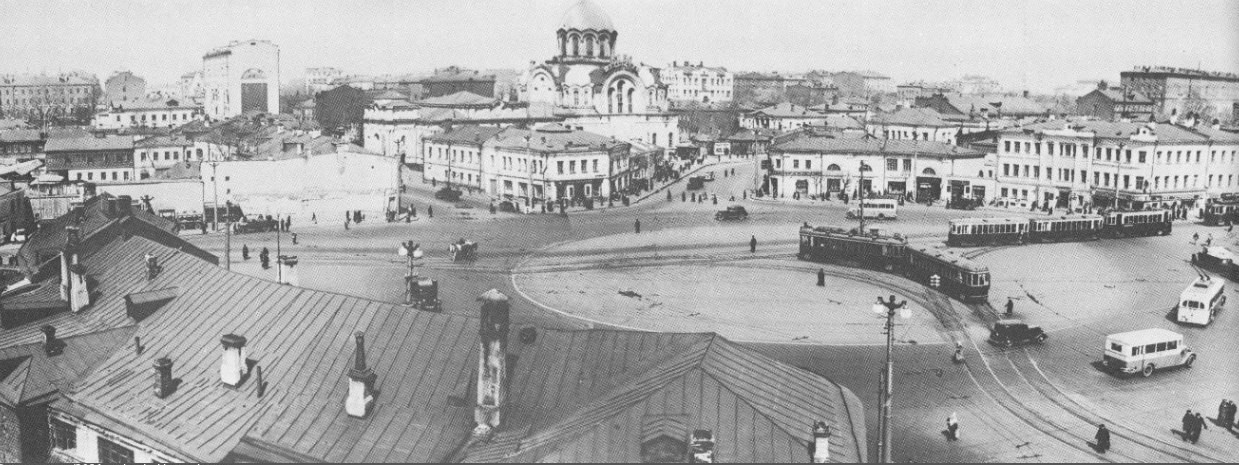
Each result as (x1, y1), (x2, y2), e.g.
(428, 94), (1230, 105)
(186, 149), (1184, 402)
(559, 33), (567, 56)
(570, 34), (580, 56)
(572, 89), (580, 106)
(598, 34), (609, 57)
(608, 87), (615, 113)
(626, 87), (635, 113)
(585, 34), (595, 57)
(922, 168), (937, 176)
(827, 164), (841, 171)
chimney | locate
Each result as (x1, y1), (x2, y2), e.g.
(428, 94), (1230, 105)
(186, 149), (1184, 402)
(117, 195), (132, 216)
(220, 334), (249, 387)
(277, 255), (299, 286)
(1023, 90), (1029, 98)
(690, 429), (715, 463)
(153, 357), (175, 398)
(60, 226), (81, 300)
(105, 197), (117, 217)
(68, 263), (91, 312)
(811, 421), (831, 463)
(346, 332), (376, 418)
(473, 289), (510, 437)
(41, 325), (65, 356)
(145, 252), (162, 280)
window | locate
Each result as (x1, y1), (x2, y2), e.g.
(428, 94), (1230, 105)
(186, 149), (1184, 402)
(793, 160), (800, 169)
(1047, 143), (1054, 155)
(887, 158), (898, 170)
(50, 418), (76, 450)
(1003, 164), (1010, 176)
(805, 160), (812, 170)
(1138, 151), (1146, 163)
(1014, 142), (1021, 153)
(569, 160), (576, 174)
(593, 160), (599, 173)
(98, 437), (134, 463)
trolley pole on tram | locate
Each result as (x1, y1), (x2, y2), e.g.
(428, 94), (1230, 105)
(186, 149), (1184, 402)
(874, 294), (908, 464)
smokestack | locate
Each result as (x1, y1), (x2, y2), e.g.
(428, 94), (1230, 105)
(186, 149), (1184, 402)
(41, 325), (64, 356)
(277, 255), (299, 286)
(60, 226), (81, 300)
(346, 332), (376, 418)
(220, 334), (249, 387)
(154, 357), (175, 398)
(690, 429), (715, 462)
(811, 421), (831, 463)
(68, 263), (90, 312)
(473, 289), (510, 437)
(146, 252), (161, 280)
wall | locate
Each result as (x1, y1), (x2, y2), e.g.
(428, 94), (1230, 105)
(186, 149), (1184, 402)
(0, 405), (20, 463)
(207, 149), (398, 218)
(48, 408), (185, 463)
(96, 180), (205, 215)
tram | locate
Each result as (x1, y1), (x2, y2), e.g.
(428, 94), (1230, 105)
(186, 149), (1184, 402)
(1102, 210), (1173, 237)
(946, 211), (1169, 247)
(799, 225), (991, 302)
(947, 218), (1029, 246)
(1192, 246), (1239, 281)
(1203, 194), (1239, 226)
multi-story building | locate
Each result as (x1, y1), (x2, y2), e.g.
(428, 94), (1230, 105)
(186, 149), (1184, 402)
(665, 61), (733, 103)
(1121, 66), (1239, 122)
(995, 120), (1239, 211)
(0, 129), (45, 160)
(740, 103), (831, 131)
(103, 71), (147, 106)
(733, 72), (807, 102)
(519, 0), (678, 149)
(423, 124), (634, 209)
(177, 71), (204, 102)
(304, 67), (344, 94)
(43, 135), (135, 183)
(92, 99), (203, 131)
(419, 66), (496, 98)
(201, 40), (280, 119)
(866, 107), (962, 144)
(765, 130), (989, 201)
(1075, 83), (1155, 121)
(0, 73), (99, 123)
(914, 92), (1048, 121)
(134, 135), (197, 179)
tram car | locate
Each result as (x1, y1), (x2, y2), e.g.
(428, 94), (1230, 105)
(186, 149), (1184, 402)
(947, 218), (1029, 246)
(1192, 246), (1239, 281)
(1203, 194), (1239, 226)
(1101, 209), (1172, 237)
(799, 225), (990, 302)
(1027, 214), (1104, 242)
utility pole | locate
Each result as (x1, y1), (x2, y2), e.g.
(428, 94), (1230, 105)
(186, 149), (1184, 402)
(858, 162), (868, 233)
(224, 200), (232, 271)
(1114, 142), (1124, 210)
(276, 215), (281, 283)
(873, 294), (908, 464)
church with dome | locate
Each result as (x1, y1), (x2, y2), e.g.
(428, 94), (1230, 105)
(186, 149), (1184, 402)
(519, 0), (679, 149)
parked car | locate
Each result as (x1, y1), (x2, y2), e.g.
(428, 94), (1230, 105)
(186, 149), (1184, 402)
(987, 319), (1047, 347)
(946, 197), (980, 210)
(435, 188), (463, 202)
(687, 176), (706, 190)
(715, 206), (748, 221)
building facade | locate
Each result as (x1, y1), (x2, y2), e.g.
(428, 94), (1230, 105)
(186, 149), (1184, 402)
(866, 107), (962, 144)
(102, 71), (147, 106)
(995, 120), (1239, 211)
(0, 73), (99, 123)
(177, 71), (204, 102)
(92, 99), (203, 131)
(665, 61), (733, 103)
(740, 103), (831, 131)
(134, 135), (197, 179)
(304, 67), (345, 94)
(1121, 66), (1239, 123)
(1075, 85), (1155, 121)
(202, 40), (280, 119)
(43, 135), (136, 183)
(519, 0), (678, 149)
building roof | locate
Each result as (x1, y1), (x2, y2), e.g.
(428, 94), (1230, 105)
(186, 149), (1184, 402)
(0, 326), (136, 406)
(725, 128), (780, 142)
(749, 102), (823, 118)
(109, 99), (200, 111)
(1010, 120), (1209, 143)
(0, 129), (43, 143)
(424, 126), (507, 145)
(1190, 126), (1239, 143)
(869, 107), (953, 127)
(1091, 87), (1153, 104)
(773, 133), (983, 158)
(17, 193), (187, 276)
(0, 159), (43, 178)
(296, 98), (316, 109)
(944, 94), (1047, 117)
(0, 73), (97, 87)
(559, 0), (615, 31)
(419, 70), (496, 84)
(44, 135), (134, 152)
(134, 135), (193, 149)
(416, 91), (499, 108)
(487, 126), (628, 153)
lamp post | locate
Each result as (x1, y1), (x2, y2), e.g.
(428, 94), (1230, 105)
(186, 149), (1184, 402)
(858, 161), (870, 233)
(872, 294), (909, 464)
(1114, 142), (1124, 210)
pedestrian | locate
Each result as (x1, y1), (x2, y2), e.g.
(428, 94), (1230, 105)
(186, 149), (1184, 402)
(344, 220), (349, 230)
(682, 192), (687, 202)
(242, 244), (250, 260)
(1218, 400), (1228, 428)
(291, 232), (298, 245)
(260, 247), (270, 270)
(750, 235), (757, 253)
(311, 212), (316, 224)
(428, 205), (434, 218)
(667, 190), (673, 201)
(1193, 412), (1207, 443)
(946, 412), (960, 441)
(1005, 297), (1014, 316)
(743, 190), (747, 200)
(1206, 233), (1213, 247)
(1192, 232), (1199, 244)
(1094, 424), (1110, 453)
(817, 268), (825, 286)
(634, 218), (641, 234)
(1182, 409), (1194, 441)
(691, 192), (697, 202)
(1227, 400), (1238, 431)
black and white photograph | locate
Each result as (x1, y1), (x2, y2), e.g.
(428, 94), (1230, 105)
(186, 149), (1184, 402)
(0, 0), (1237, 462)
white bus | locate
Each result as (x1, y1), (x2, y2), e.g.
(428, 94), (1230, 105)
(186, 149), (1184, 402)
(846, 198), (898, 220)
(1177, 278), (1225, 326)
(1103, 328), (1196, 377)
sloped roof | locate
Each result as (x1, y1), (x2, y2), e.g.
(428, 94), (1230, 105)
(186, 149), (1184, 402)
(0, 326), (136, 406)
(773, 133), (982, 158)
(110, 99), (200, 111)
(44, 135), (134, 152)
(945, 94), (1047, 117)
(18, 193), (185, 276)
(1094, 88), (1152, 104)
(0, 129), (43, 143)
(559, 0), (615, 31)
(487, 126), (627, 153)
(750, 102), (823, 118)
(870, 107), (953, 127)
(424, 126), (506, 145)
(0, 159), (43, 178)
(417, 91), (498, 108)
(1011, 120), (1209, 143)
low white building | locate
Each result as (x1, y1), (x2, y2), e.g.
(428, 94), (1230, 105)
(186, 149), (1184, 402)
(134, 135), (198, 179)
(740, 103), (832, 131)
(665, 61), (733, 103)
(996, 120), (1239, 210)
(93, 99), (203, 131)
(866, 107), (961, 144)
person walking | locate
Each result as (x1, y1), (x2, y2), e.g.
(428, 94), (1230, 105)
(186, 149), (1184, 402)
(1182, 409), (1194, 441)
(946, 412), (960, 441)
(427, 205), (434, 218)
(1218, 400), (1228, 429)
(241, 244), (250, 260)
(817, 268), (826, 286)
(344, 219), (350, 230)
(750, 235), (757, 253)
(1193, 412), (1207, 443)
(311, 212), (316, 224)
(1206, 233), (1213, 247)
(682, 192), (687, 202)
(1227, 400), (1238, 431)
(1192, 232), (1199, 244)
(634, 218), (641, 234)
(1005, 297), (1014, 316)
(1095, 424), (1111, 453)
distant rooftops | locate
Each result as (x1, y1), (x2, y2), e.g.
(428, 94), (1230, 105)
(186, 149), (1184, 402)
(44, 135), (134, 152)
(1124, 65), (1239, 81)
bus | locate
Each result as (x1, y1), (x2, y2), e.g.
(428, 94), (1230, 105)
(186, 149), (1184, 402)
(1102, 210), (1172, 237)
(1203, 194), (1239, 226)
(1176, 278), (1225, 326)
(1103, 328), (1196, 377)
(1027, 214), (1103, 242)
(947, 217), (1029, 246)
(846, 198), (898, 220)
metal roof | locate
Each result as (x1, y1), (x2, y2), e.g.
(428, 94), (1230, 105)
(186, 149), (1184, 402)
(1106, 328), (1182, 346)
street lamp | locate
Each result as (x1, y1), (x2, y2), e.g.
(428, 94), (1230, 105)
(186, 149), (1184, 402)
(399, 241), (423, 305)
(872, 294), (909, 464)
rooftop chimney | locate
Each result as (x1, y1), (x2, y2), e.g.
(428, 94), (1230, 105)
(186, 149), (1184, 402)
(60, 226), (81, 301)
(473, 289), (510, 437)
(277, 255), (299, 286)
(41, 325), (65, 356)
(146, 253), (162, 280)
(105, 197), (118, 217)
(346, 332), (376, 418)
(68, 262), (91, 312)
(116, 195), (132, 216)
(154, 357), (175, 398)
(811, 421), (831, 463)
(690, 429), (715, 463)
(220, 334), (249, 387)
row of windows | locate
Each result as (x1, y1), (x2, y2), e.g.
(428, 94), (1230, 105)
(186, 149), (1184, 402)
(1005, 140), (1239, 166)
(75, 170), (131, 181)
(50, 418), (137, 462)
(114, 112), (196, 123)
(1112, 339), (1178, 356)
(2, 97), (90, 106)
(1002, 161), (1238, 191)
(0, 86), (91, 95)
(138, 149), (192, 161)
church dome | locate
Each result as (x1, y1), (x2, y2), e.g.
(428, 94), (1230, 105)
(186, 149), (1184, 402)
(558, 0), (614, 31)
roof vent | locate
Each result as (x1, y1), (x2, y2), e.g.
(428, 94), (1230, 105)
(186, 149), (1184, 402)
(146, 253), (162, 280)
(41, 325), (65, 356)
(153, 357), (177, 398)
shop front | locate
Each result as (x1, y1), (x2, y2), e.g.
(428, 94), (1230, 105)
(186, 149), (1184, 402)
(916, 176), (941, 202)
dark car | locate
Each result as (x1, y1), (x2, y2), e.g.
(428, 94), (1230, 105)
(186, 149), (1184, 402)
(715, 205), (748, 221)
(435, 187), (463, 202)
(687, 176), (706, 190)
(234, 217), (278, 234)
(988, 319), (1047, 347)
(946, 197), (980, 210)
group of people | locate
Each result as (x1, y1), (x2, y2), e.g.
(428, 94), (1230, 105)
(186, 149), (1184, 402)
(1191, 232), (1214, 246)
(1216, 399), (1238, 431)
(1181, 409), (1209, 443)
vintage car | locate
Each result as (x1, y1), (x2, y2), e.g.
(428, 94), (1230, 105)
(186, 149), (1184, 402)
(687, 176), (706, 190)
(715, 206), (749, 221)
(234, 216), (279, 234)
(987, 319), (1048, 347)
(435, 187), (463, 202)
(449, 240), (478, 261)
(412, 277), (443, 312)
(946, 197), (981, 210)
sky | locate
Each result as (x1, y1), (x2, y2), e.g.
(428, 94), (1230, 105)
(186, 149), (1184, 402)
(2, 0), (1236, 94)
